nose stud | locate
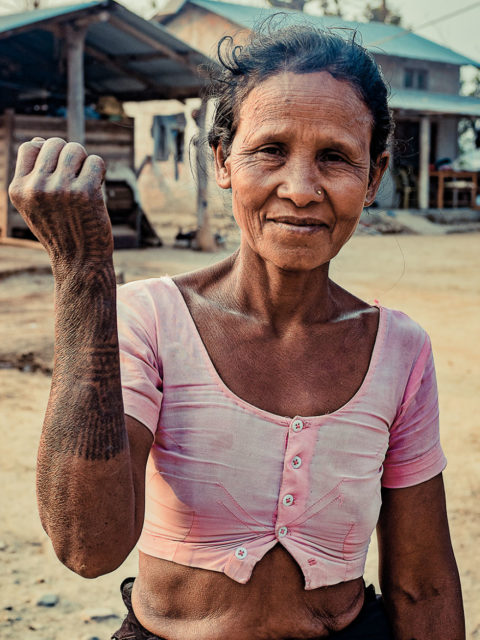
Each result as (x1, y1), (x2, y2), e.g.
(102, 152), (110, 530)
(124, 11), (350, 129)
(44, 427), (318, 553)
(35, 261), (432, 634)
(315, 188), (322, 196)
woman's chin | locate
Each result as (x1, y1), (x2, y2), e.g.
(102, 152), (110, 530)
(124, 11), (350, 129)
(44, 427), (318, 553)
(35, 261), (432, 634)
(241, 231), (337, 273)
(260, 246), (334, 273)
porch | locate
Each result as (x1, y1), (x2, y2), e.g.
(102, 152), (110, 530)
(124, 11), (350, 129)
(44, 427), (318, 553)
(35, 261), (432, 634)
(382, 90), (480, 211)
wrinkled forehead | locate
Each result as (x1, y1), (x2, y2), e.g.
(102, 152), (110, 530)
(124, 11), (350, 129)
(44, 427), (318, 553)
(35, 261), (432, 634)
(235, 71), (373, 139)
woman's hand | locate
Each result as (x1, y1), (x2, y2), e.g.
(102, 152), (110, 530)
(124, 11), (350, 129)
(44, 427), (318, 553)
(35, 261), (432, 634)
(8, 137), (112, 275)
(377, 473), (465, 639)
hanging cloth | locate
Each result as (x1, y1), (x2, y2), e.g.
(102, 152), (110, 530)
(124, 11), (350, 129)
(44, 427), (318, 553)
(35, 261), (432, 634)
(151, 113), (187, 180)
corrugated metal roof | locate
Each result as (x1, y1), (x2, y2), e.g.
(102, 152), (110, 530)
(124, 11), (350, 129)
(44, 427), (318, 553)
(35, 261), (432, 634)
(0, 2), (102, 34)
(389, 89), (480, 117)
(187, 0), (480, 67)
(0, 0), (209, 111)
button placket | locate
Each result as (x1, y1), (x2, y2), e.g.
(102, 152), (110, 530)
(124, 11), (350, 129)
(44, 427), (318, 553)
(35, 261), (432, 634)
(276, 417), (307, 539)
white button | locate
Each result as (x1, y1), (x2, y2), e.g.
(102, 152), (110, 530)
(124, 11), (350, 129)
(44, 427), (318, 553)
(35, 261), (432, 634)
(235, 546), (248, 560)
(278, 526), (288, 538)
(282, 494), (294, 506)
(291, 456), (302, 469)
(292, 419), (304, 432)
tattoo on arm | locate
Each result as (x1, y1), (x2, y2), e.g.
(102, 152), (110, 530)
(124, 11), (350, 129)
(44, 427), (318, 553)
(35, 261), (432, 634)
(44, 266), (127, 461)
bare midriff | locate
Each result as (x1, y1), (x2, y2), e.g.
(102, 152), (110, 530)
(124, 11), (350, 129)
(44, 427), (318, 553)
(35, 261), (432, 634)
(132, 546), (365, 640)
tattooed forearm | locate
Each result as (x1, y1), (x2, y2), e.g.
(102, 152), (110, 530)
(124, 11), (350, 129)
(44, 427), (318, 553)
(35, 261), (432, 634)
(44, 265), (126, 461)
(49, 349), (127, 461)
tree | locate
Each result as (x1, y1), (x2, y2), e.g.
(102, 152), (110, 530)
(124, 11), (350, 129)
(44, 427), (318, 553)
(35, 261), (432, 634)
(22, 0), (42, 8)
(1, 0), (42, 9)
(318, 0), (343, 16)
(459, 70), (480, 151)
(364, 0), (402, 25)
(266, 0), (308, 11)
(266, 0), (343, 15)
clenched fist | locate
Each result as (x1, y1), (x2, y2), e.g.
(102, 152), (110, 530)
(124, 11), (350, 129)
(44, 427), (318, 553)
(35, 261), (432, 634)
(8, 137), (113, 273)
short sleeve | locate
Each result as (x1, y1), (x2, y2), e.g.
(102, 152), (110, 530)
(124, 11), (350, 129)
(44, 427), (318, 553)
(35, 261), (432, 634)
(117, 282), (163, 436)
(382, 334), (447, 488)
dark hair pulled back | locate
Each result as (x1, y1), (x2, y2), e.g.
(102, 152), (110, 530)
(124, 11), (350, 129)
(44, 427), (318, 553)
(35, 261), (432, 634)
(207, 18), (393, 169)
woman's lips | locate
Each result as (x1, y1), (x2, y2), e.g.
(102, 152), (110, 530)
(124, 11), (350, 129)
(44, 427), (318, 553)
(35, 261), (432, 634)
(268, 217), (330, 233)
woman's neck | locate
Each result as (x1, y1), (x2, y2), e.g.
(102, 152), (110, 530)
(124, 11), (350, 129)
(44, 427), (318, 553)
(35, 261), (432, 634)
(223, 243), (341, 332)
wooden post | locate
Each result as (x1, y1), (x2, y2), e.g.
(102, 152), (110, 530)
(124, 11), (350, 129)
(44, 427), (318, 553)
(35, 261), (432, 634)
(66, 23), (87, 144)
(418, 115), (431, 210)
(1, 109), (15, 239)
(195, 97), (215, 251)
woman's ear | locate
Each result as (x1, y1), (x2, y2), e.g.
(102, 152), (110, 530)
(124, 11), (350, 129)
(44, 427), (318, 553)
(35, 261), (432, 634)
(365, 151), (390, 206)
(213, 143), (232, 190)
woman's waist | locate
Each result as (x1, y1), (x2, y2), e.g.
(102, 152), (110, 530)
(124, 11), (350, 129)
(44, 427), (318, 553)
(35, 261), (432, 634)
(132, 548), (366, 640)
(138, 513), (371, 590)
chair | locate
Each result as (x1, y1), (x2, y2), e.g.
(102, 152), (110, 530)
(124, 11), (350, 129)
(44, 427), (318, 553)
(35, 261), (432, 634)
(394, 167), (417, 209)
(443, 178), (476, 208)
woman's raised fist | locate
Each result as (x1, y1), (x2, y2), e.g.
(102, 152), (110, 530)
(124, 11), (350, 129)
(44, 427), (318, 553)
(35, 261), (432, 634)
(8, 137), (113, 271)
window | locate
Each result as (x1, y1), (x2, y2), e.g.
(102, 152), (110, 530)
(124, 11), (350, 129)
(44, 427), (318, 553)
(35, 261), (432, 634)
(404, 68), (429, 90)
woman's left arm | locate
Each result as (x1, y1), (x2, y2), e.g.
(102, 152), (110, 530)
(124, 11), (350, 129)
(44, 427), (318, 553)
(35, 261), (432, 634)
(377, 472), (465, 640)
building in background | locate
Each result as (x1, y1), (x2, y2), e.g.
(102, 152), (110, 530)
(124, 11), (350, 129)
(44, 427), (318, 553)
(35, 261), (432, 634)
(156, 0), (480, 210)
(0, 0), (210, 247)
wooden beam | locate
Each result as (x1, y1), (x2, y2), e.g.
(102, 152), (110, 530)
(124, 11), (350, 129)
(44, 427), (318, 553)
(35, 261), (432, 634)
(0, 237), (45, 250)
(110, 87), (204, 102)
(115, 52), (169, 62)
(0, 109), (14, 239)
(419, 115), (431, 210)
(84, 45), (157, 91)
(66, 23), (88, 144)
(107, 14), (198, 75)
(195, 98), (215, 252)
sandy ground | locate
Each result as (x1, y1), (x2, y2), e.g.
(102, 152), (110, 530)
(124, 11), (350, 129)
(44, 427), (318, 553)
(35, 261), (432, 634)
(0, 232), (479, 639)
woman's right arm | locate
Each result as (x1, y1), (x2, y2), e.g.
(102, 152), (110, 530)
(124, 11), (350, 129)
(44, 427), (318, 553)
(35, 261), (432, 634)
(9, 137), (153, 578)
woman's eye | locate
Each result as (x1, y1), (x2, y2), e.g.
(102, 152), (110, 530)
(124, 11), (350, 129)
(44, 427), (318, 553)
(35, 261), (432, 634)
(258, 146), (282, 156)
(322, 152), (345, 163)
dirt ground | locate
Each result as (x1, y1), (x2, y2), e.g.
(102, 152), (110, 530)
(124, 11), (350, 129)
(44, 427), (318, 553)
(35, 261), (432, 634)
(0, 232), (479, 639)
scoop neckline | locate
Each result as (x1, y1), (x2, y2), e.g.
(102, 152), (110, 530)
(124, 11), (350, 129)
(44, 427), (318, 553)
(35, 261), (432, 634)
(163, 276), (387, 425)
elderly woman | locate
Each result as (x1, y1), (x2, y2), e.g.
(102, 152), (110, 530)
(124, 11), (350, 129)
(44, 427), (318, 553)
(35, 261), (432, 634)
(10, 24), (464, 640)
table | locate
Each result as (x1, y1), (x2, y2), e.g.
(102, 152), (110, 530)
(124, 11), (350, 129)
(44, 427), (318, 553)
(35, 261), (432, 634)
(429, 170), (479, 209)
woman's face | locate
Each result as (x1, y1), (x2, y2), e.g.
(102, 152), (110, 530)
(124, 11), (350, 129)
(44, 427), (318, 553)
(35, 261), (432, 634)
(214, 71), (389, 272)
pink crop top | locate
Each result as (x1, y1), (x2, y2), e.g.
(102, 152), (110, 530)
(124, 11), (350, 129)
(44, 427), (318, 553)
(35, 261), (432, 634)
(117, 276), (447, 590)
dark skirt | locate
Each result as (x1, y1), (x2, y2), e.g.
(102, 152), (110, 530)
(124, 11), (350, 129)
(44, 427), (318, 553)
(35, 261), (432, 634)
(111, 577), (393, 640)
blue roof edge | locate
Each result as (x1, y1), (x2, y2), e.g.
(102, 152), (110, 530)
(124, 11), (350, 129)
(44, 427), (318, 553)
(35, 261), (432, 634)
(187, 0), (480, 68)
(0, 1), (109, 35)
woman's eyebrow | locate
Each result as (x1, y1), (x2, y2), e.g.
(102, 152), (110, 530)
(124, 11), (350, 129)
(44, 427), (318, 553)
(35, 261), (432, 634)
(242, 127), (366, 155)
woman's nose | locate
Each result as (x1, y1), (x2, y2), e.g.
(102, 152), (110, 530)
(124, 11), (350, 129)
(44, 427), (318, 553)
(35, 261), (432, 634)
(276, 160), (322, 207)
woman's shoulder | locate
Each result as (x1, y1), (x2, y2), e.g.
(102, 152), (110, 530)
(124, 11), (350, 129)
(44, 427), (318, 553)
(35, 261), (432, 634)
(116, 252), (237, 326)
(117, 275), (178, 308)
(381, 305), (428, 334)
(172, 253), (236, 295)
(116, 276), (190, 336)
(118, 252), (236, 299)
(379, 305), (432, 357)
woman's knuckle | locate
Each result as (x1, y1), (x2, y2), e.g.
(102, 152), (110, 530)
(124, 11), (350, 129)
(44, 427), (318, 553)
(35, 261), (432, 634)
(70, 182), (89, 201)
(65, 141), (87, 156)
(8, 181), (21, 204)
(70, 180), (83, 193)
(21, 177), (59, 202)
(43, 182), (59, 197)
(88, 154), (105, 168)
(48, 136), (67, 145)
(19, 140), (34, 153)
(21, 179), (38, 196)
